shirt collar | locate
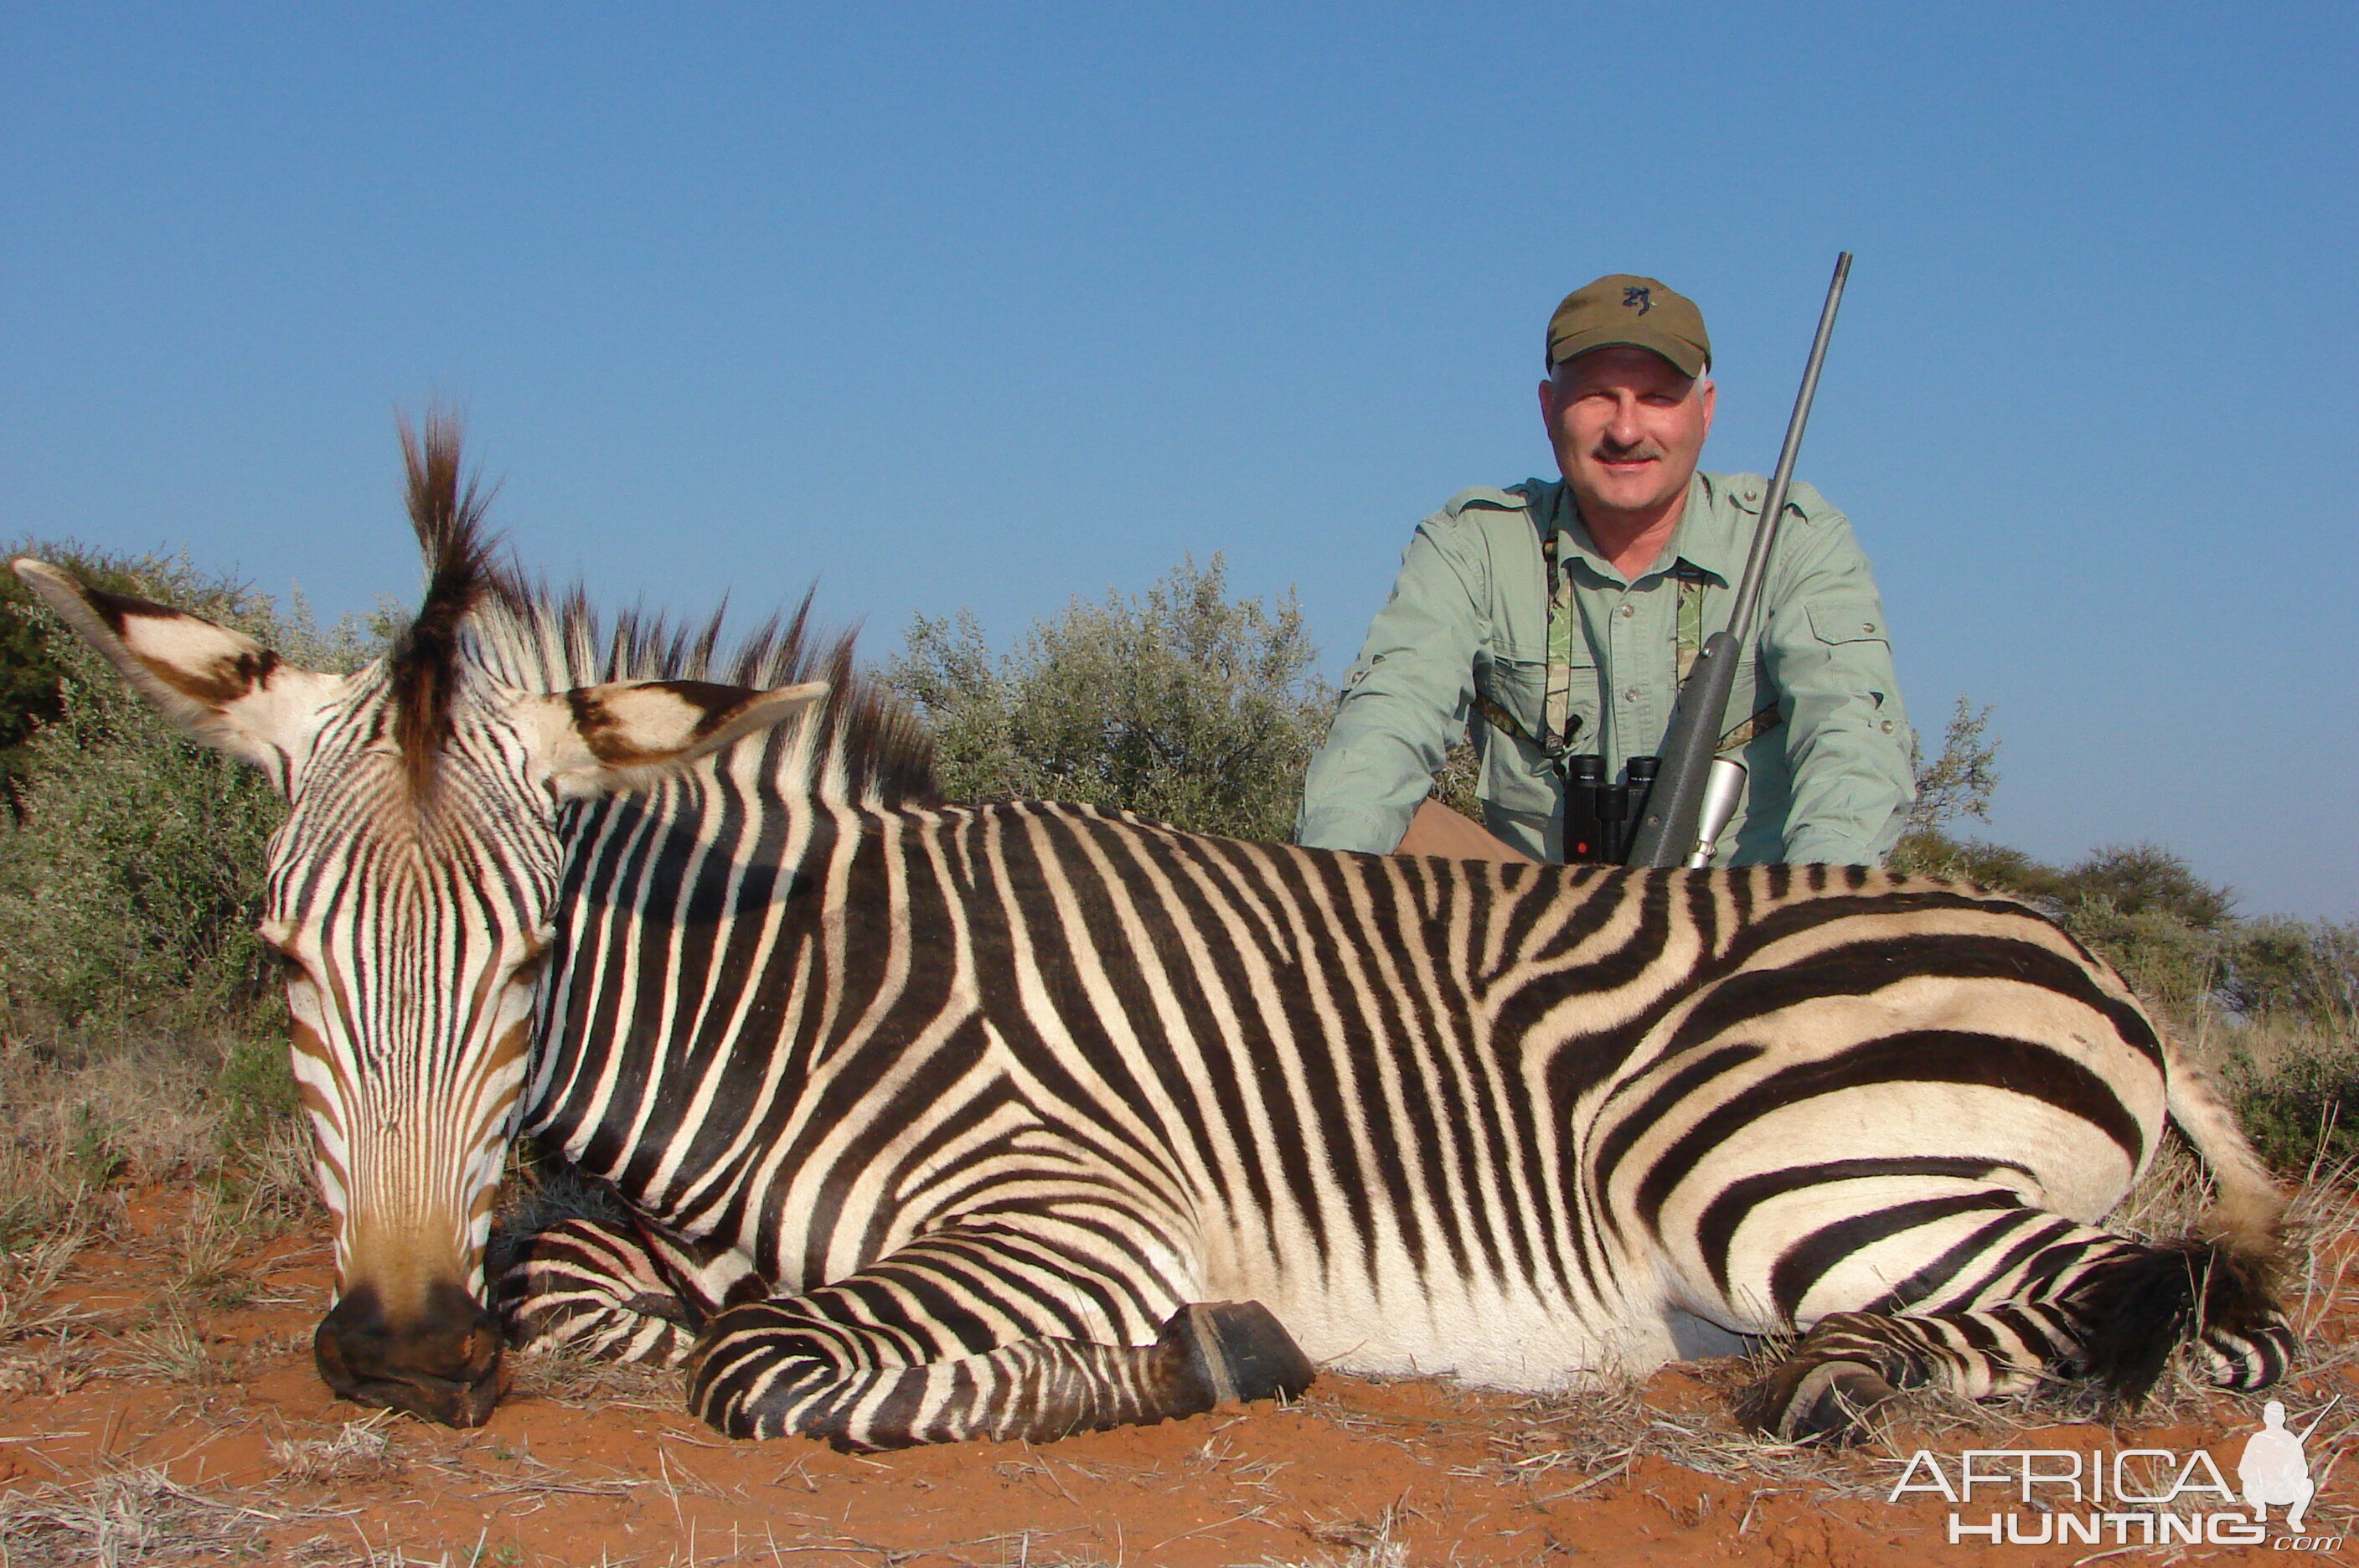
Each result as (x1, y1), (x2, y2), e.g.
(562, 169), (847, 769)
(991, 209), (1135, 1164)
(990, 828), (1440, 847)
(1536, 472), (1741, 586)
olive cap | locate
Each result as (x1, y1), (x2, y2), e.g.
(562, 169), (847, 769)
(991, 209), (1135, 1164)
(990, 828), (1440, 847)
(1546, 275), (1711, 378)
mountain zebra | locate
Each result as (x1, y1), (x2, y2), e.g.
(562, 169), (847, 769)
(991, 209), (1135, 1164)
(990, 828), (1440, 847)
(14, 422), (2294, 1449)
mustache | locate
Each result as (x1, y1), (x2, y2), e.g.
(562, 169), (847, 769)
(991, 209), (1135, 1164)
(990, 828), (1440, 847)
(1588, 441), (1665, 463)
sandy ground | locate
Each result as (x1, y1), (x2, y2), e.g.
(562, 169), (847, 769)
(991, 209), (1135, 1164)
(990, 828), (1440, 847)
(0, 1189), (2352, 1567)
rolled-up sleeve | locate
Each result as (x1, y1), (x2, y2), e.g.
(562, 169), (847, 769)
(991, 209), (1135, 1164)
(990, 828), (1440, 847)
(1759, 493), (1915, 865)
(1296, 514), (1488, 854)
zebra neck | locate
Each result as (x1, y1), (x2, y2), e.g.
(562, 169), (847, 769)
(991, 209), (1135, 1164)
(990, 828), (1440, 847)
(522, 788), (935, 1239)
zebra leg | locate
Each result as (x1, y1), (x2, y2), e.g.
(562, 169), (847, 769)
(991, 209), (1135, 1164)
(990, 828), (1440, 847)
(1737, 1303), (2078, 1443)
(1733, 1221), (2295, 1445)
(684, 1224), (1315, 1449)
(495, 1218), (765, 1367)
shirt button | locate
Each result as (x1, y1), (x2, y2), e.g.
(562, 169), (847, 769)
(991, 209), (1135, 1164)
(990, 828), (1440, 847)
(1880, 720), (1896, 733)
(1618, 603), (1634, 618)
(1623, 688), (1641, 703)
(1862, 622), (1877, 634)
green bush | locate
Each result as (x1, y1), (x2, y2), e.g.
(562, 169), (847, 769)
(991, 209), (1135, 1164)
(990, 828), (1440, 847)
(1891, 828), (2243, 1015)
(214, 1038), (302, 1153)
(2062, 897), (2227, 1017)
(2208, 921), (2359, 1173)
(2056, 843), (2236, 931)
(2220, 917), (2359, 1022)
(2223, 1033), (2359, 1174)
(1889, 699), (2026, 883)
(0, 544), (205, 817)
(0, 644), (286, 1036)
(1887, 828), (2062, 896)
(890, 555), (1333, 842)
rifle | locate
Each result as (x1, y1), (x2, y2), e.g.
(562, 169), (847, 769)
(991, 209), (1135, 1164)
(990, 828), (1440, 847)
(1623, 253), (1852, 869)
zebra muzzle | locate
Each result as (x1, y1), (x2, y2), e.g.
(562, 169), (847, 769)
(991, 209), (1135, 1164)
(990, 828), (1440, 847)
(314, 1280), (511, 1427)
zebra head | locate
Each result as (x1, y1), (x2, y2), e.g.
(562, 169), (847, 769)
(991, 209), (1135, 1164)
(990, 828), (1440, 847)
(9, 419), (825, 1426)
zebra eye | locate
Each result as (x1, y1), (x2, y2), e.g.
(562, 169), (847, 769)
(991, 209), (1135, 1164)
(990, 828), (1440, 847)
(261, 940), (308, 984)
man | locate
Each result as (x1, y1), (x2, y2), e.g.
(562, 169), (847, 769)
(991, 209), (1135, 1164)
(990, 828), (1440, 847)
(1296, 274), (1912, 865)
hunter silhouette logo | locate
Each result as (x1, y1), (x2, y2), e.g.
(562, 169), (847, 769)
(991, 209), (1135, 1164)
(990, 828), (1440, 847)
(2241, 1400), (2317, 1533)
(1623, 285), (1652, 314)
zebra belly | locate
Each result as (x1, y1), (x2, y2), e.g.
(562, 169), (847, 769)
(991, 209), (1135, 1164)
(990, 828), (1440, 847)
(1198, 1220), (1672, 1390)
(1266, 1272), (1686, 1388)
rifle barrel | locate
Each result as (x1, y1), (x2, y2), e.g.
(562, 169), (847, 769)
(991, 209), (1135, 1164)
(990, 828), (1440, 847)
(1623, 253), (1852, 869)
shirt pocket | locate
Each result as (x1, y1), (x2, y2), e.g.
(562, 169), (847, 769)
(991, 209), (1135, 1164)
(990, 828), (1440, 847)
(1473, 657), (1555, 818)
(1806, 599), (1891, 648)
(1480, 653), (1601, 751)
(1477, 654), (1546, 740)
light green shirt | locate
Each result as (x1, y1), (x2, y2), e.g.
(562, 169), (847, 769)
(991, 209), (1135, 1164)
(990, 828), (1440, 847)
(1297, 472), (1914, 864)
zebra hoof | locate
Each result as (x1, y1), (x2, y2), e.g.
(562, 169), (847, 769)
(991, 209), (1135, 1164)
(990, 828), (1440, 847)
(1734, 1358), (1898, 1447)
(1159, 1300), (1315, 1411)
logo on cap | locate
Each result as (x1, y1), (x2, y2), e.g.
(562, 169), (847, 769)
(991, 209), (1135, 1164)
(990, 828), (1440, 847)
(1623, 286), (1652, 315)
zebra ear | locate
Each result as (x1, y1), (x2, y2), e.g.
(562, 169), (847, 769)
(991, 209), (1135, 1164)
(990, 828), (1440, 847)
(10, 558), (351, 791)
(528, 678), (829, 798)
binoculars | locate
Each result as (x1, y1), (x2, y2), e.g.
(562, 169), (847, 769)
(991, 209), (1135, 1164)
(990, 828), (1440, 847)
(1562, 755), (1658, 864)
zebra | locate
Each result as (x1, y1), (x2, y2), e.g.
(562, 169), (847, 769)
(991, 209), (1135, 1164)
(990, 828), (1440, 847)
(12, 420), (2295, 1450)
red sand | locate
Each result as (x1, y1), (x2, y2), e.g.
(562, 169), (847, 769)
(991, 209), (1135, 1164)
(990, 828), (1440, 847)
(0, 1190), (2346, 1565)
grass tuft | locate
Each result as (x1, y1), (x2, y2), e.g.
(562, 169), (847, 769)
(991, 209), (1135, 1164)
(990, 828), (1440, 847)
(270, 1418), (403, 1483)
(503, 1339), (682, 1411)
(0, 1458), (339, 1565)
(116, 1309), (229, 1386)
(1256, 1522), (1410, 1568)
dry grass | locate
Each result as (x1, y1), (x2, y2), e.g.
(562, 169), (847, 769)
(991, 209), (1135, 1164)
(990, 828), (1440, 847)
(270, 1417), (404, 1483)
(0, 1458), (345, 1567)
(165, 1193), (257, 1310)
(0, 1034), (319, 1330)
(0, 1048), (327, 1406)
(0, 1146), (118, 1388)
(504, 1341), (683, 1411)
(1254, 1520), (1410, 1568)
(0, 1032), (318, 1340)
(0, 1040), (225, 1184)
(2181, 998), (2356, 1081)
(0, 1218), (102, 1346)
(113, 1309), (231, 1386)
(1504, 1370), (1887, 1503)
(215, 1113), (321, 1233)
(0, 1336), (94, 1398)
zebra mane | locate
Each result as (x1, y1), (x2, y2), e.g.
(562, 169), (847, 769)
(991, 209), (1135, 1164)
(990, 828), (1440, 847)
(390, 412), (937, 809)
(393, 410), (506, 802)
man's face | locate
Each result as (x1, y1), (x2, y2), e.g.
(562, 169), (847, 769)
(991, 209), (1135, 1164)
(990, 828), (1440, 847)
(1538, 346), (1716, 526)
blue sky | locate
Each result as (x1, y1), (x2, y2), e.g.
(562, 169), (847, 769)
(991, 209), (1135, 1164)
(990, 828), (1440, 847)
(4, 4), (2353, 916)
